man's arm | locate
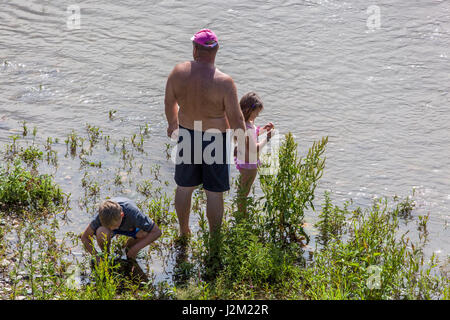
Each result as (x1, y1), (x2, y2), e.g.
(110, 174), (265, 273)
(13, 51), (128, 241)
(223, 77), (245, 132)
(164, 66), (179, 138)
(224, 77), (246, 160)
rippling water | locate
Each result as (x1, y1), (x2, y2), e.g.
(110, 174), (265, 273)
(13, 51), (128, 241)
(1, 0), (449, 276)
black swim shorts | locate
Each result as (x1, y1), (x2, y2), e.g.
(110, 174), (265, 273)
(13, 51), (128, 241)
(174, 125), (230, 192)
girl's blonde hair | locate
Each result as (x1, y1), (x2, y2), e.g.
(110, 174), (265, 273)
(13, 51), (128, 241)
(239, 92), (264, 122)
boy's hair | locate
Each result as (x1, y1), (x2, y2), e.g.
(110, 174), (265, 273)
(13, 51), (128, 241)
(98, 200), (122, 228)
(239, 92), (264, 122)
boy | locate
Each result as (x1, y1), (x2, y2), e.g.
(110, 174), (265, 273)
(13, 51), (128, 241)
(81, 197), (161, 262)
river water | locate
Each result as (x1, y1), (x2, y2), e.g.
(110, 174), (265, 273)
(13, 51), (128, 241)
(1, 0), (449, 281)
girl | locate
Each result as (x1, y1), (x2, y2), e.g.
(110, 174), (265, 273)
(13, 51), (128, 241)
(234, 92), (274, 215)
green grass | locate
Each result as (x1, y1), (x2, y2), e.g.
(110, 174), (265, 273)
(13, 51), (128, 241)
(0, 160), (67, 218)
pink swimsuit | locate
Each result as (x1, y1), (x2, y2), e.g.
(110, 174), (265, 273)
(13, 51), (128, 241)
(234, 122), (261, 171)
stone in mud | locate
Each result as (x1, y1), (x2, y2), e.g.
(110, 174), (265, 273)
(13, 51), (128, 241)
(119, 171), (128, 183)
(0, 259), (10, 269)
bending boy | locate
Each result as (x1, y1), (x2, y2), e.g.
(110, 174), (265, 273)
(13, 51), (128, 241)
(81, 197), (162, 261)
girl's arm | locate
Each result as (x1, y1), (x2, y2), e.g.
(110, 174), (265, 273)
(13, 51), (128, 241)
(238, 126), (273, 163)
(257, 122), (274, 136)
(244, 128), (272, 163)
(256, 129), (272, 152)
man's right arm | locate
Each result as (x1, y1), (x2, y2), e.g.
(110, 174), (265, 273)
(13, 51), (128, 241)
(164, 65), (180, 138)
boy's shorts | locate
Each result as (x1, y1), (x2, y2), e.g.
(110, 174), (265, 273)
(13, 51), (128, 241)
(174, 125), (230, 192)
(112, 228), (140, 239)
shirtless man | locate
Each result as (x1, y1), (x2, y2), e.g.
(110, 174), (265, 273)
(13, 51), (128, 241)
(164, 29), (246, 239)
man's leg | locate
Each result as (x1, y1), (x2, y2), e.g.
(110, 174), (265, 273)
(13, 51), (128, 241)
(204, 190), (224, 234)
(175, 185), (197, 237)
(204, 190), (224, 278)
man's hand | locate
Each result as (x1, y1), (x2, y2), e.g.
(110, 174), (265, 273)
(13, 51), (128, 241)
(167, 123), (179, 140)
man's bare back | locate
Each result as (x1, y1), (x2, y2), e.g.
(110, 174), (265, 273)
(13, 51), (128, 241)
(174, 61), (229, 132)
(165, 61), (244, 134)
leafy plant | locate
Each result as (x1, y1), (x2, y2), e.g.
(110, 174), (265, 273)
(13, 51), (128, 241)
(0, 160), (66, 217)
(299, 195), (449, 300)
(315, 191), (348, 246)
(260, 133), (328, 245)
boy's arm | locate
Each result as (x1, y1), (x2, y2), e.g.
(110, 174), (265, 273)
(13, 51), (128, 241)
(80, 224), (97, 257)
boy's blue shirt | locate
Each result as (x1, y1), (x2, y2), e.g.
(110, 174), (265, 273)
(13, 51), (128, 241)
(90, 197), (154, 233)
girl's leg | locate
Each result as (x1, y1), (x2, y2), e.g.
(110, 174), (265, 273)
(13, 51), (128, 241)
(237, 168), (258, 216)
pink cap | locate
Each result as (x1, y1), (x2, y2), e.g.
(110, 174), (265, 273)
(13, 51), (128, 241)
(191, 29), (218, 48)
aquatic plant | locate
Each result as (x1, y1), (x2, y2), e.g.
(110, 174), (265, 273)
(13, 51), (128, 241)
(108, 109), (117, 120)
(260, 133), (328, 245)
(65, 130), (78, 158)
(395, 193), (416, 219)
(298, 195), (448, 300)
(84, 123), (103, 155)
(0, 160), (67, 217)
(315, 191), (348, 246)
(18, 145), (43, 169)
(44, 137), (58, 168)
(22, 121), (28, 137)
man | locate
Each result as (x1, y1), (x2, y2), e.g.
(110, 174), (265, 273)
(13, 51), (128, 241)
(164, 29), (246, 239)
